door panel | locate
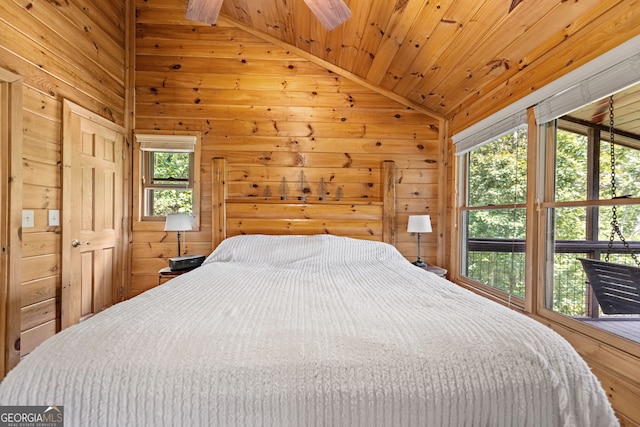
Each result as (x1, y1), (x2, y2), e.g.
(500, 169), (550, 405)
(80, 252), (93, 318)
(62, 101), (125, 328)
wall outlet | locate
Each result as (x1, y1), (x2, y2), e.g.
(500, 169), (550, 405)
(22, 210), (35, 228)
(49, 209), (60, 226)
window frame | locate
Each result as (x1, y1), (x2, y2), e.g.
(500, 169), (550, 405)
(538, 118), (640, 318)
(454, 109), (640, 358)
(133, 132), (201, 231)
(141, 150), (195, 219)
(451, 35), (640, 357)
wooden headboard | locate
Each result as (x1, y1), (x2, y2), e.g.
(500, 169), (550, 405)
(211, 158), (396, 248)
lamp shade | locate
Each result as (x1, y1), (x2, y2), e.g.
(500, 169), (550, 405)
(407, 215), (432, 233)
(164, 213), (193, 232)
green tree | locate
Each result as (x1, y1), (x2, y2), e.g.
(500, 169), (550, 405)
(468, 127), (528, 239)
(150, 152), (192, 216)
(466, 127), (528, 297)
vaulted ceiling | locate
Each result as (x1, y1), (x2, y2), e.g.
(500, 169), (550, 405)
(183, 0), (640, 136)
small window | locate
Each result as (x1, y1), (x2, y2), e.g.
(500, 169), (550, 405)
(143, 150), (193, 217)
(135, 133), (200, 224)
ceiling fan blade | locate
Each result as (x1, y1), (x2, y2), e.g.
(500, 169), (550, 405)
(303, 0), (352, 31)
(185, 0), (223, 25)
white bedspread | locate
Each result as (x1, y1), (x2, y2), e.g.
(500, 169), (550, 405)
(0, 235), (618, 426)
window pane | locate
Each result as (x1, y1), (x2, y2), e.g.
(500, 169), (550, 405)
(545, 205), (640, 317)
(597, 205), (640, 255)
(545, 206), (590, 316)
(555, 129), (588, 202)
(466, 250), (525, 298)
(545, 113), (640, 337)
(468, 127), (527, 206)
(467, 208), (526, 239)
(143, 150), (194, 218)
(151, 152), (190, 184)
(463, 124), (528, 300)
(549, 251), (590, 316)
(554, 207), (586, 240)
(464, 208), (526, 298)
(599, 140), (640, 199)
(146, 189), (193, 217)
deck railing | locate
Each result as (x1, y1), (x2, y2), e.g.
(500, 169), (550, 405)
(465, 238), (640, 317)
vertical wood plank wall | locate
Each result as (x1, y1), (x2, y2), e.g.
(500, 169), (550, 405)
(131, 0), (444, 295)
(0, 0), (127, 357)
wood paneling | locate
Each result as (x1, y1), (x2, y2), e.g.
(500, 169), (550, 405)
(0, 0), (128, 361)
(19, 320), (56, 357)
(210, 159), (396, 244)
(21, 277), (58, 307)
(209, 0), (640, 133)
(2, 0), (638, 422)
(133, 0), (444, 296)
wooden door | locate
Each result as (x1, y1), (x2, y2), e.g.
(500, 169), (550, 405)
(62, 101), (125, 328)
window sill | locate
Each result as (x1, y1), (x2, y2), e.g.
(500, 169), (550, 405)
(132, 218), (201, 233)
(453, 276), (526, 312)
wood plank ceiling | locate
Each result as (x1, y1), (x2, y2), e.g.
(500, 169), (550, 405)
(565, 81), (640, 141)
(198, 0), (640, 137)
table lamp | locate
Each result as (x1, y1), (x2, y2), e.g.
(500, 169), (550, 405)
(164, 213), (192, 257)
(407, 215), (432, 268)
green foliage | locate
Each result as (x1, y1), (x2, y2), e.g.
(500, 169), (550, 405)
(553, 207), (586, 241)
(465, 124), (640, 311)
(554, 131), (640, 241)
(465, 127), (528, 297)
(467, 127), (528, 242)
(467, 209), (526, 239)
(600, 141), (640, 199)
(598, 142), (640, 242)
(469, 127), (528, 207)
(151, 189), (193, 216)
(555, 130), (588, 202)
(146, 151), (193, 216)
(152, 152), (190, 183)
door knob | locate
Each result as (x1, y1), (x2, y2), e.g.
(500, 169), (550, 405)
(71, 239), (90, 247)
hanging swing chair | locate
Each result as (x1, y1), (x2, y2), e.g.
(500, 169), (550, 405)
(578, 95), (640, 315)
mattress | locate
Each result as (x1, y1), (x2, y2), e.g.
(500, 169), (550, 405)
(0, 234), (618, 426)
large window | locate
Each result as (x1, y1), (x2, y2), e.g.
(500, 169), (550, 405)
(454, 42), (640, 352)
(460, 125), (528, 301)
(543, 109), (640, 332)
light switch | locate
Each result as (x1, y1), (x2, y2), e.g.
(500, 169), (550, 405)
(49, 210), (60, 226)
(22, 210), (35, 228)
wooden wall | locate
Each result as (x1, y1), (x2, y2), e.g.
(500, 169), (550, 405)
(0, 0), (128, 358)
(131, 0), (445, 296)
(3, 0), (637, 422)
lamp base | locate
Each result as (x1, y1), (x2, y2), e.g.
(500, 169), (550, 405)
(412, 260), (428, 268)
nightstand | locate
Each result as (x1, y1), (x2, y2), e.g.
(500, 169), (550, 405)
(158, 266), (196, 284)
(415, 263), (447, 278)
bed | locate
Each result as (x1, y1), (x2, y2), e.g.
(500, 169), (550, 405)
(0, 234), (618, 426)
